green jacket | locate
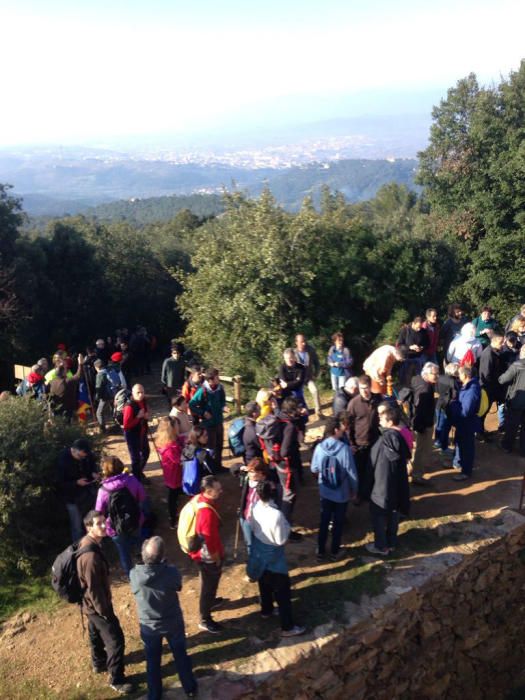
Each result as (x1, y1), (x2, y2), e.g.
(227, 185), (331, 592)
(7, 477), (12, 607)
(189, 382), (225, 427)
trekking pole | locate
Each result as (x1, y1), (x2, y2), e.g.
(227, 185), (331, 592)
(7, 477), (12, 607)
(82, 365), (97, 425)
(233, 517), (240, 560)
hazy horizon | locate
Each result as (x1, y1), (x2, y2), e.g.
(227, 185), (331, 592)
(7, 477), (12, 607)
(1, 0), (523, 149)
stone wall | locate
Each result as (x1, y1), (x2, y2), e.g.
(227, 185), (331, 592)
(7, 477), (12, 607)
(210, 508), (525, 700)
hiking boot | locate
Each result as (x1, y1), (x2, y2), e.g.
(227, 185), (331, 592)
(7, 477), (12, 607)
(329, 550), (346, 562)
(365, 543), (389, 556)
(316, 550), (327, 562)
(198, 619), (223, 634)
(452, 473), (471, 482)
(260, 608), (279, 619)
(281, 625), (306, 637)
(109, 681), (133, 695)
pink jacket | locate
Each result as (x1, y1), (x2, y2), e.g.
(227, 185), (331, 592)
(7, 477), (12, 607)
(158, 437), (185, 489)
(95, 473), (146, 537)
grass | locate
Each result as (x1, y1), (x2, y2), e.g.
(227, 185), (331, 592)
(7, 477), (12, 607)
(0, 572), (60, 623)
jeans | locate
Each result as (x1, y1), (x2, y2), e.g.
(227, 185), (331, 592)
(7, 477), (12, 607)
(65, 502), (84, 542)
(370, 501), (399, 550)
(434, 409), (451, 451)
(111, 531), (141, 577)
(318, 498), (348, 555)
(240, 517), (252, 554)
(399, 358), (424, 387)
(96, 398), (110, 431)
(330, 374), (347, 391)
(87, 612), (126, 683)
(259, 570), (294, 631)
(141, 628), (197, 700)
(197, 561), (222, 622)
(125, 430), (150, 480)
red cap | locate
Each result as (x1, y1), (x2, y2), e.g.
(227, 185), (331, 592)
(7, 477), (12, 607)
(111, 352), (123, 362)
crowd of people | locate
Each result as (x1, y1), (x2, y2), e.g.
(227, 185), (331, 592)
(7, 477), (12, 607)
(9, 303), (525, 698)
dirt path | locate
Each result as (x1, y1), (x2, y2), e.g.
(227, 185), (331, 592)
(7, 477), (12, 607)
(1, 379), (523, 699)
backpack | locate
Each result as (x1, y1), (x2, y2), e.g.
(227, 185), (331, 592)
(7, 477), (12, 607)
(477, 387), (489, 417)
(113, 388), (132, 426)
(51, 542), (99, 604)
(106, 368), (122, 397)
(102, 484), (141, 535)
(228, 418), (246, 457)
(320, 453), (343, 490)
(177, 497), (218, 554)
(255, 414), (284, 463)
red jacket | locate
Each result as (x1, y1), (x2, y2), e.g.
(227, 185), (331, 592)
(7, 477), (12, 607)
(123, 399), (148, 435)
(158, 438), (185, 489)
(188, 494), (223, 563)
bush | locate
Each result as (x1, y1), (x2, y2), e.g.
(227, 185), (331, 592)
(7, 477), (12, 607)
(0, 397), (100, 575)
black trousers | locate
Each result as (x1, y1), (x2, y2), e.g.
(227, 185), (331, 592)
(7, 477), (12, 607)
(167, 487), (183, 525)
(197, 561), (222, 622)
(87, 612), (125, 684)
(503, 407), (525, 454)
(353, 446), (371, 500)
(259, 570), (293, 631)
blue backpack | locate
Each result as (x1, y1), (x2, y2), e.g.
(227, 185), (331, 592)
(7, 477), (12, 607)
(320, 454), (343, 490)
(228, 418), (246, 457)
(106, 368), (122, 397)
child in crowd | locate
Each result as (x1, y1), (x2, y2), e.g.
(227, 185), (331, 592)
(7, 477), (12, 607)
(169, 395), (193, 437)
(155, 417), (186, 529)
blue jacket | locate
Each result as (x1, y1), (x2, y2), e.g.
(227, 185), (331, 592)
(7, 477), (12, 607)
(311, 437), (358, 503)
(130, 562), (185, 637)
(449, 378), (481, 433)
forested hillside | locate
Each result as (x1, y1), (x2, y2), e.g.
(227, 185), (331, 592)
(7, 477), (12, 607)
(1, 63), (524, 382)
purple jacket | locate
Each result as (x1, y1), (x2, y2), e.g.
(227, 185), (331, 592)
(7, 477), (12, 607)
(95, 473), (146, 537)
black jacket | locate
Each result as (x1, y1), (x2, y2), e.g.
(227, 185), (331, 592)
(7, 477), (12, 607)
(479, 346), (503, 401)
(411, 375), (436, 433)
(397, 326), (429, 358)
(279, 412), (301, 469)
(57, 447), (97, 504)
(499, 359), (525, 410)
(278, 363), (305, 399)
(369, 429), (410, 515)
(243, 417), (262, 463)
(436, 375), (458, 412)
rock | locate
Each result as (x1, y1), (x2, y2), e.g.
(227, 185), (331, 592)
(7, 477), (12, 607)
(211, 678), (256, 700)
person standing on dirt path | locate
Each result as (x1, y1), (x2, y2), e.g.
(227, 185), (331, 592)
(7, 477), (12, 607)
(77, 510), (133, 696)
(123, 384), (151, 483)
(189, 368), (227, 472)
(187, 476), (225, 635)
(161, 343), (186, 407)
(130, 536), (198, 700)
(56, 438), (99, 542)
(294, 333), (322, 418)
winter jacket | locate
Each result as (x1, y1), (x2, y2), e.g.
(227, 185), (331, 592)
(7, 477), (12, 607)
(161, 356), (186, 390)
(479, 346), (503, 400)
(327, 346), (353, 377)
(449, 378), (482, 431)
(332, 387), (355, 416)
(499, 359), (525, 410)
(157, 438), (185, 489)
(181, 443), (216, 478)
(188, 494), (223, 563)
(123, 398), (148, 436)
(279, 413), (302, 470)
(347, 394), (381, 448)
(56, 446), (98, 504)
(189, 382), (225, 428)
(130, 562), (185, 635)
(243, 417), (263, 462)
(397, 326), (429, 358)
(411, 375), (436, 433)
(95, 369), (112, 401)
(278, 362), (305, 397)
(447, 326), (483, 364)
(472, 315), (499, 348)
(311, 437), (358, 503)
(95, 473), (146, 537)
(294, 344), (320, 381)
(436, 374), (458, 413)
(369, 428), (411, 515)
(440, 317), (467, 356)
(76, 535), (113, 617)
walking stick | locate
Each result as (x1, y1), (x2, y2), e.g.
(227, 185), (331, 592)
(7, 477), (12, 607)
(81, 364), (97, 425)
(233, 517), (241, 560)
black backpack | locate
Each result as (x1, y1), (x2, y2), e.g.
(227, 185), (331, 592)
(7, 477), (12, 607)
(113, 388), (132, 426)
(51, 542), (99, 604)
(103, 485), (141, 535)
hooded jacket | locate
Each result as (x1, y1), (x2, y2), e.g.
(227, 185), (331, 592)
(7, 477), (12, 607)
(130, 562), (185, 636)
(369, 428), (410, 514)
(447, 324), (483, 364)
(448, 377), (482, 430)
(95, 473), (146, 537)
(189, 381), (226, 428)
(311, 437), (358, 503)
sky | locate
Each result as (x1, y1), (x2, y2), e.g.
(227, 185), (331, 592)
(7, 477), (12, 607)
(0, 0), (524, 148)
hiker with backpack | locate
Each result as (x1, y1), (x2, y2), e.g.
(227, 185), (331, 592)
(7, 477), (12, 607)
(48, 354), (84, 422)
(57, 438), (100, 542)
(183, 475), (225, 634)
(365, 402), (411, 556)
(123, 383), (151, 483)
(448, 365), (482, 481)
(242, 400), (263, 463)
(181, 427), (217, 494)
(276, 397), (304, 540)
(447, 322), (483, 366)
(155, 417), (186, 529)
(95, 456), (146, 577)
(94, 360), (118, 433)
(247, 480), (306, 638)
(189, 368), (227, 471)
(130, 536), (198, 700)
(76, 510), (133, 695)
(16, 364), (46, 400)
(310, 417), (358, 561)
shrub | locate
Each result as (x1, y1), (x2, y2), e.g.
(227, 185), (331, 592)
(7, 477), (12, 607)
(0, 397), (100, 575)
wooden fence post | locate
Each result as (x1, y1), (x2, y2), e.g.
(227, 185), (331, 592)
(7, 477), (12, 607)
(233, 375), (242, 414)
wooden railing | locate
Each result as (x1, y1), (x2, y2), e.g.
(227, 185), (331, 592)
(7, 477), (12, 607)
(219, 374), (242, 414)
